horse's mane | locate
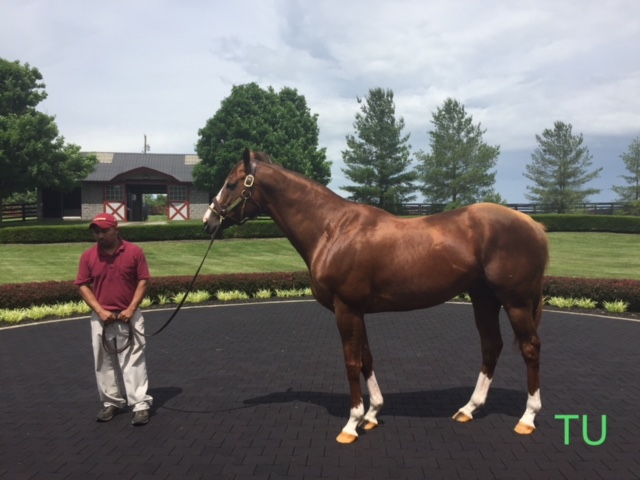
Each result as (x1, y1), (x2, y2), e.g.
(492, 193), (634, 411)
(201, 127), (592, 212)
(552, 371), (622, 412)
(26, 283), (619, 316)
(258, 157), (345, 201)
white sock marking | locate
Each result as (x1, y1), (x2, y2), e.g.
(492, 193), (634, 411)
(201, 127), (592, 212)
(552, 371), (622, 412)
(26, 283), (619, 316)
(342, 401), (364, 437)
(364, 372), (384, 425)
(457, 371), (493, 419)
(518, 389), (541, 427)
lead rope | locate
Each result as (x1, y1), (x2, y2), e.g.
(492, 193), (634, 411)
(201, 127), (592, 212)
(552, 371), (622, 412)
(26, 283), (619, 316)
(101, 221), (222, 354)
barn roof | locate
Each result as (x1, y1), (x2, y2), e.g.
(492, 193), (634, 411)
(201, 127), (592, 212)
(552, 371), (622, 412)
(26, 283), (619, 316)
(84, 152), (201, 183)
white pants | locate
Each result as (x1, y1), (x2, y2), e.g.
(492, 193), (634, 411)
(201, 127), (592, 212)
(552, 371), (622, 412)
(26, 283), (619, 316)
(91, 309), (153, 412)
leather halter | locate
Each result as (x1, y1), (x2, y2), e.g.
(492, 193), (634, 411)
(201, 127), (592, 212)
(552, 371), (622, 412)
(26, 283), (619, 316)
(208, 160), (260, 226)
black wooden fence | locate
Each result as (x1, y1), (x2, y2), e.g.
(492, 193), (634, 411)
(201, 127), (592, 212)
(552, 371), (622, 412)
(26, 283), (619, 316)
(1, 203), (38, 222)
(0, 201), (635, 223)
(399, 202), (633, 216)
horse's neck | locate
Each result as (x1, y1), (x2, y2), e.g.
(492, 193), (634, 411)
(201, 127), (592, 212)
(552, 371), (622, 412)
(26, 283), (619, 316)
(259, 164), (343, 265)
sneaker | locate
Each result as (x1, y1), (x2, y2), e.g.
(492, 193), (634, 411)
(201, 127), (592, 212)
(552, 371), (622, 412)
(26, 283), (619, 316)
(131, 409), (150, 426)
(96, 405), (121, 422)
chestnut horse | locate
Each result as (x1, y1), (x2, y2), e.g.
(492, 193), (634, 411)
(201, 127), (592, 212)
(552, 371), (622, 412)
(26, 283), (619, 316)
(203, 148), (549, 444)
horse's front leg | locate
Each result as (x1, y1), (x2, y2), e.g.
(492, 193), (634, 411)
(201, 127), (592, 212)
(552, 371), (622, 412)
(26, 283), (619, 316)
(334, 302), (383, 444)
(361, 324), (383, 431)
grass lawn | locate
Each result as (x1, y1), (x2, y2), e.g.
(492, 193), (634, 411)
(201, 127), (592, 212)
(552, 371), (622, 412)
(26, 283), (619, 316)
(0, 238), (306, 285)
(544, 232), (640, 279)
(0, 232), (638, 285)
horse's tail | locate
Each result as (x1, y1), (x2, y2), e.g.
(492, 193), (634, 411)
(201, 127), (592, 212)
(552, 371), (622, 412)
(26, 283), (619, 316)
(535, 219), (549, 331)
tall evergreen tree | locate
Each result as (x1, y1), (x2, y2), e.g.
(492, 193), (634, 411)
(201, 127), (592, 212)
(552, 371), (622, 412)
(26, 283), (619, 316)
(415, 98), (500, 210)
(524, 121), (601, 213)
(341, 88), (417, 213)
(612, 137), (640, 202)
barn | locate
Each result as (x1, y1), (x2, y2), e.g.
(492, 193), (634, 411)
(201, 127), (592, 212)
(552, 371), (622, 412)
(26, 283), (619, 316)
(40, 152), (212, 222)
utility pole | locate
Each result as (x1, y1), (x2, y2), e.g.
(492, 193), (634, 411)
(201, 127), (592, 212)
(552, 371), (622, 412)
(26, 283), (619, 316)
(143, 134), (150, 153)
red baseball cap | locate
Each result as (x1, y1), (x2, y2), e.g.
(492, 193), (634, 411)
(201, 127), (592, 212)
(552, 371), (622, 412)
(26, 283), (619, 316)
(90, 213), (118, 229)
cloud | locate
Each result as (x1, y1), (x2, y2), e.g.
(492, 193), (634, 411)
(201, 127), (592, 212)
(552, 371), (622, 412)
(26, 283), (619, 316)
(1, 0), (639, 202)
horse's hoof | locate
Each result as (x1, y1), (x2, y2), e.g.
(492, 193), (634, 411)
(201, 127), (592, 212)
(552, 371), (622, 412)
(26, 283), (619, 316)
(336, 432), (358, 444)
(514, 422), (536, 435)
(362, 421), (378, 431)
(452, 411), (473, 423)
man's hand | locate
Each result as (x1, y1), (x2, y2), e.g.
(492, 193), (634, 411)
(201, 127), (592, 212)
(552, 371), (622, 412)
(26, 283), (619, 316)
(116, 307), (135, 323)
(100, 309), (119, 324)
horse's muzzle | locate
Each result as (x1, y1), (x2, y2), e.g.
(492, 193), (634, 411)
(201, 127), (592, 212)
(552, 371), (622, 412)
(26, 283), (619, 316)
(203, 217), (220, 235)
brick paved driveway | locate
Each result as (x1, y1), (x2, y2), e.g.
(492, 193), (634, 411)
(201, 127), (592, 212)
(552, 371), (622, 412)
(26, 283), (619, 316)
(1, 301), (639, 479)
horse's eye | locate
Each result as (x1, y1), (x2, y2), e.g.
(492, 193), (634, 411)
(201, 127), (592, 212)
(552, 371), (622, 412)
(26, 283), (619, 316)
(227, 182), (237, 191)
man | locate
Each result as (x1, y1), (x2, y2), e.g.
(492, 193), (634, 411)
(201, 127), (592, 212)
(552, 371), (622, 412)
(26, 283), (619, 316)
(75, 213), (153, 426)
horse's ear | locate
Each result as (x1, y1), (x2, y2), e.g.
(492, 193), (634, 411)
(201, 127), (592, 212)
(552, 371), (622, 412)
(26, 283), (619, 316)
(243, 148), (253, 172)
(253, 151), (274, 164)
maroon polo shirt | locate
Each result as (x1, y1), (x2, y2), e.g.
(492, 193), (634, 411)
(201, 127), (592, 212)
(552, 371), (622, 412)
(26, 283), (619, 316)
(75, 238), (151, 312)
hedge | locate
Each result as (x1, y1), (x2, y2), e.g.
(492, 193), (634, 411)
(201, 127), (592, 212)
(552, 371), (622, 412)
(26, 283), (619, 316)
(3, 214), (640, 244)
(1, 272), (639, 312)
(530, 214), (640, 233)
(0, 271), (312, 310)
(543, 276), (640, 312)
(0, 219), (284, 244)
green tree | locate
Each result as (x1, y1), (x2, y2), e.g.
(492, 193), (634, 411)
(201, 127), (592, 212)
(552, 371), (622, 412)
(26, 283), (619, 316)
(143, 194), (167, 215)
(4, 190), (36, 204)
(341, 88), (417, 213)
(415, 98), (500, 210)
(194, 83), (330, 193)
(612, 137), (640, 202)
(524, 121), (601, 213)
(0, 59), (97, 210)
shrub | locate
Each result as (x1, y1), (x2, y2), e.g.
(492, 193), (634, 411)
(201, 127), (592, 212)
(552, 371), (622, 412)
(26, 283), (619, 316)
(215, 290), (250, 301)
(275, 288), (309, 298)
(602, 300), (629, 313)
(546, 297), (577, 308)
(171, 290), (212, 304)
(254, 289), (273, 299)
(575, 297), (597, 309)
(543, 277), (640, 312)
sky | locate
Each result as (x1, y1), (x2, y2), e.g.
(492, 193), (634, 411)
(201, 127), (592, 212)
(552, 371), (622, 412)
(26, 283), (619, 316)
(2, 0), (639, 203)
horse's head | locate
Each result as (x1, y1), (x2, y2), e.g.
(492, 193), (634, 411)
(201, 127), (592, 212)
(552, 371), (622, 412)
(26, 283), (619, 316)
(203, 148), (272, 235)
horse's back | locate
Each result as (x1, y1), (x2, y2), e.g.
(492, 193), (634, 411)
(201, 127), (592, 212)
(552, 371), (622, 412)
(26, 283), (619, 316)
(310, 202), (548, 312)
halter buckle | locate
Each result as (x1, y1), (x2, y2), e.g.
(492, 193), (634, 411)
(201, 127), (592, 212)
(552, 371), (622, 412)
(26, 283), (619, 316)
(244, 174), (255, 188)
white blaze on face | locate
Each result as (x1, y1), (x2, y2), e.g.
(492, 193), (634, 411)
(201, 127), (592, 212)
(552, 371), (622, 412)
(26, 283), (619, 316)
(203, 182), (227, 223)
(215, 181), (226, 202)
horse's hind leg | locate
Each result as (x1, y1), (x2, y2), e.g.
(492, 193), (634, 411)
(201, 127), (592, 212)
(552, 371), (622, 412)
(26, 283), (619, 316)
(453, 289), (503, 423)
(504, 302), (542, 435)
